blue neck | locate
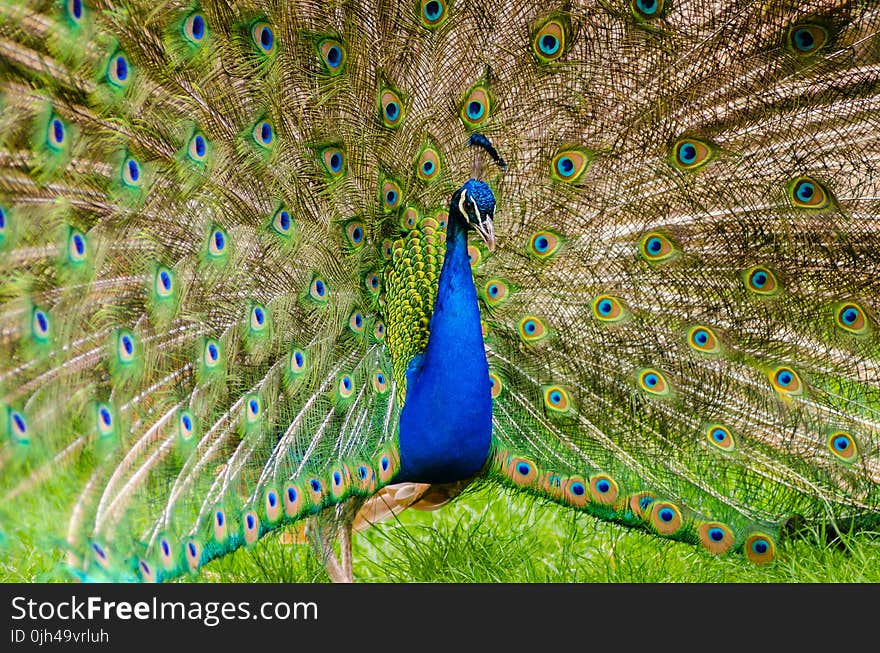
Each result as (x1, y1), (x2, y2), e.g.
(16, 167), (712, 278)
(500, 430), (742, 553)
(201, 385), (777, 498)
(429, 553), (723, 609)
(397, 208), (493, 483)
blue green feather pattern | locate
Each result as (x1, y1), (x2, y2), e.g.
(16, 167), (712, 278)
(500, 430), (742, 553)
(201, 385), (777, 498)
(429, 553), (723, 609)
(0, 0), (878, 581)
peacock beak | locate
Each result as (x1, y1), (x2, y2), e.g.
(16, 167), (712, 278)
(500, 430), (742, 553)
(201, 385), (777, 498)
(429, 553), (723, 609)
(474, 219), (496, 251)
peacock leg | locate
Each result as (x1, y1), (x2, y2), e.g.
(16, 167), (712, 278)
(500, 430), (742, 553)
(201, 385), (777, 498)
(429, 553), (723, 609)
(308, 519), (346, 583)
(339, 519), (354, 583)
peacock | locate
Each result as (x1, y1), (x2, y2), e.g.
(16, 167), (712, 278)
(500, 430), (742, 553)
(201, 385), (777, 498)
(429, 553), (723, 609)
(1, 0), (879, 584)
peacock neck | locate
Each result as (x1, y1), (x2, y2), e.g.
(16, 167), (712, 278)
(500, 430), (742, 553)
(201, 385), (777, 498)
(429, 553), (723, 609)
(396, 201), (493, 483)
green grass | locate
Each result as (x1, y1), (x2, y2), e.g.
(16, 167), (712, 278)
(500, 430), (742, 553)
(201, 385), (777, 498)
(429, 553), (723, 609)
(200, 484), (880, 583)
(3, 481), (878, 583)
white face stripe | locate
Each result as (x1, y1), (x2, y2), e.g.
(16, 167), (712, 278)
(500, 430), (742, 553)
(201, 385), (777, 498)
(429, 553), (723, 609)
(457, 188), (482, 225)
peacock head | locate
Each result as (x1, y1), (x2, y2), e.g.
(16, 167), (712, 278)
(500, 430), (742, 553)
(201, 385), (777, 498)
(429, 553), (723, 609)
(453, 178), (496, 251)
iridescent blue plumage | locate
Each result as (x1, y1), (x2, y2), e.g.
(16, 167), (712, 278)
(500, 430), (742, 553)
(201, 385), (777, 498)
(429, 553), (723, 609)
(398, 180), (496, 483)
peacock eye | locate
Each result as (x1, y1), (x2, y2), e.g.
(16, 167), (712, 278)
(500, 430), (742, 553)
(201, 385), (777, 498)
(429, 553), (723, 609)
(551, 148), (591, 182)
(252, 120), (275, 148)
(632, 0), (666, 19)
(671, 137), (714, 170)
(318, 38), (346, 74)
(460, 85), (491, 128)
(183, 12), (207, 44)
(251, 22), (275, 53)
(322, 147), (346, 177)
(789, 176), (830, 209)
(532, 18), (568, 63)
(107, 52), (131, 87)
(419, 0), (448, 27)
(787, 24), (829, 56)
(379, 89), (405, 128)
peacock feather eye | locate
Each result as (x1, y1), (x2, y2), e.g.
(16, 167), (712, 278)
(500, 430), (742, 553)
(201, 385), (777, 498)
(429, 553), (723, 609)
(638, 368), (670, 396)
(631, 0), (667, 20)
(416, 145), (442, 181)
(283, 483), (304, 518)
(551, 148), (591, 182)
(419, 0), (449, 28)
(543, 386), (571, 412)
(743, 265), (779, 296)
(249, 303), (269, 334)
(650, 501), (683, 535)
(31, 306), (51, 343)
(308, 274), (328, 303)
(835, 302), (869, 335)
(589, 474), (619, 505)
(372, 319), (386, 341)
(562, 476), (588, 507)
(138, 559), (157, 583)
(826, 431), (858, 463)
(348, 309), (366, 334)
(106, 51), (131, 87)
(244, 394), (262, 425)
(178, 409), (196, 443)
(518, 315), (548, 343)
(66, 228), (87, 265)
(688, 325), (721, 354)
(401, 207), (419, 231)
(788, 176), (830, 209)
(744, 533), (775, 564)
(376, 446), (399, 484)
(120, 156), (142, 187)
(435, 210), (448, 229)
(344, 220), (366, 249)
(154, 266), (175, 299)
(528, 230), (563, 259)
(187, 131), (209, 162)
(7, 408), (29, 445)
(380, 178), (402, 211)
(289, 347), (307, 374)
(95, 402), (115, 438)
(182, 11), (207, 45)
(321, 146), (346, 177)
(251, 22), (275, 54)
(629, 491), (655, 519)
(488, 372), (503, 399)
(202, 338), (222, 369)
(115, 329), (136, 365)
(65, 0), (85, 25)
(184, 539), (202, 571)
(337, 374), (355, 399)
(318, 38), (346, 74)
(769, 365), (803, 396)
(242, 509), (260, 545)
(271, 206), (293, 237)
(379, 88), (405, 128)
(372, 370), (389, 394)
(252, 120), (275, 149)
(482, 279), (510, 306)
(698, 522), (735, 555)
(205, 225), (228, 260)
(0, 205), (7, 247)
(706, 424), (735, 452)
(787, 23), (829, 56)
(46, 114), (67, 150)
(639, 232), (677, 263)
(531, 16), (569, 63)
(459, 83), (491, 128)
(467, 244), (481, 268)
(670, 137), (714, 171)
(263, 487), (281, 523)
(592, 295), (627, 323)
(506, 456), (539, 486)
(364, 271), (381, 296)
